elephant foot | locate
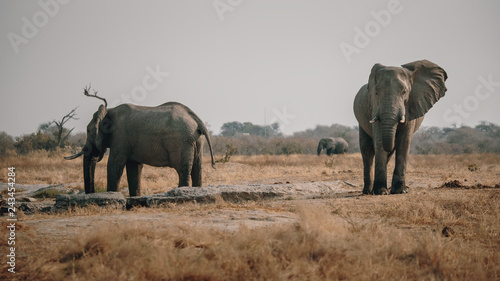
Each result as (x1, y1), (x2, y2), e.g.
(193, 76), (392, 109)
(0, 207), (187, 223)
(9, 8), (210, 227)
(372, 187), (389, 195)
(362, 188), (371, 195)
(390, 185), (409, 194)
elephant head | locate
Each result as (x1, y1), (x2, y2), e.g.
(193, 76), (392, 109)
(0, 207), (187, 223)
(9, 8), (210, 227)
(317, 138), (334, 155)
(65, 86), (109, 193)
(368, 60), (447, 152)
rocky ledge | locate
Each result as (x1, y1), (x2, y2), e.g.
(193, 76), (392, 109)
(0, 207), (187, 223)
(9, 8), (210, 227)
(1, 181), (357, 214)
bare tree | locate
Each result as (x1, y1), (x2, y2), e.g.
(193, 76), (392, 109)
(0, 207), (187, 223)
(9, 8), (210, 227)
(53, 107), (78, 148)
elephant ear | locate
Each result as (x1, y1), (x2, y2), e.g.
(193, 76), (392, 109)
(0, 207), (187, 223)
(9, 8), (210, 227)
(402, 60), (448, 120)
(367, 63), (385, 98)
(93, 104), (107, 152)
(325, 138), (335, 150)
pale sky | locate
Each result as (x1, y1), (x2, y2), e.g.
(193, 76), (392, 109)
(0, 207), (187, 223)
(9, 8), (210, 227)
(1, 0), (499, 137)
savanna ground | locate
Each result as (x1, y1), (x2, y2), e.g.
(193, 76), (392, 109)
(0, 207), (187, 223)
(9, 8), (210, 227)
(0, 152), (499, 280)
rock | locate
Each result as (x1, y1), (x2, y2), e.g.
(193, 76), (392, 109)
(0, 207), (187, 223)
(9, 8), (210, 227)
(442, 226), (455, 237)
(22, 197), (37, 202)
(25, 184), (73, 198)
(2, 181), (356, 212)
(18, 202), (54, 215)
(54, 192), (126, 211)
(127, 181), (353, 209)
(0, 205), (9, 216)
(65, 183), (84, 189)
(126, 196), (150, 209)
(67, 189), (80, 195)
(19, 203), (35, 214)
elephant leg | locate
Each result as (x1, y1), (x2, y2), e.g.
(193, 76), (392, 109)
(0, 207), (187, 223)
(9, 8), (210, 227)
(107, 152), (127, 192)
(191, 140), (203, 187)
(373, 146), (390, 195)
(326, 148), (334, 156)
(359, 127), (374, 194)
(390, 126), (413, 194)
(177, 145), (194, 187)
(126, 160), (143, 197)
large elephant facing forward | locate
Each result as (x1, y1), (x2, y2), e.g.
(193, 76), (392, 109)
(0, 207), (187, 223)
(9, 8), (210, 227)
(317, 137), (349, 155)
(353, 60), (448, 195)
(65, 87), (215, 197)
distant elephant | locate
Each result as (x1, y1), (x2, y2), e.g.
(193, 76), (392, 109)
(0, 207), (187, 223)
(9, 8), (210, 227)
(353, 60), (447, 195)
(317, 137), (349, 155)
(65, 87), (215, 196)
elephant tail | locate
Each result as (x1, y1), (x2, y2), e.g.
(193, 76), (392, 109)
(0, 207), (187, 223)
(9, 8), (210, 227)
(201, 126), (216, 169)
(191, 113), (215, 169)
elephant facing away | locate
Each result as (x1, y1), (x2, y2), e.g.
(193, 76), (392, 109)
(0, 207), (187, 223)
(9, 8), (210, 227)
(65, 88), (215, 197)
(317, 137), (349, 155)
(353, 60), (448, 195)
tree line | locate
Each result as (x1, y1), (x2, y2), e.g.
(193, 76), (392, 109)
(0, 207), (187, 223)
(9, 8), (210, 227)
(1, 115), (499, 157)
(213, 121), (500, 156)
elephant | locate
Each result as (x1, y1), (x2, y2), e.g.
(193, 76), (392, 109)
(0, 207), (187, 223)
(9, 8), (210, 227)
(65, 87), (215, 197)
(353, 59), (448, 195)
(317, 137), (349, 155)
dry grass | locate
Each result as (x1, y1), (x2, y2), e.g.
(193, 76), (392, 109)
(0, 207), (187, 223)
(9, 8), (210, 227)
(2, 189), (499, 280)
(1, 152), (499, 280)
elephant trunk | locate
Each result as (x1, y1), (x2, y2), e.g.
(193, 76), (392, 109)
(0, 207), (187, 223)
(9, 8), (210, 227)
(380, 111), (398, 153)
(317, 142), (323, 156)
(83, 154), (98, 194)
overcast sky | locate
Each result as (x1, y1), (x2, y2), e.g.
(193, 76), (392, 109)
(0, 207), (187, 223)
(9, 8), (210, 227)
(1, 0), (499, 137)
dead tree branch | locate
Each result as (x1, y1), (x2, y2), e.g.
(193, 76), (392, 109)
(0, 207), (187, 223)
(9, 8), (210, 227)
(83, 84), (107, 107)
(53, 107), (79, 148)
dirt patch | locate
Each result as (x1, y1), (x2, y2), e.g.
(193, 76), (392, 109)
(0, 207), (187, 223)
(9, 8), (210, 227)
(439, 180), (500, 189)
(23, 208), (299, 248)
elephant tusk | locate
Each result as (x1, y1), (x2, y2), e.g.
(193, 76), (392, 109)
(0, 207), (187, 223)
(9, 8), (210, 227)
(400, 115), (406, 123)
(369, 116), (379, 124)
(64, 150), (84, 160)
